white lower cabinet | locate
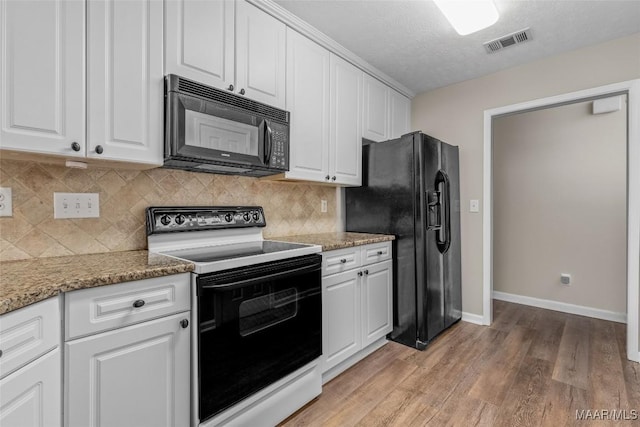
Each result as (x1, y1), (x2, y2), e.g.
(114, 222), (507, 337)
(0, 297), (62, 427)
(321, 242), (393, 380)
(0, 348), (61, 427)
(65, 312), (190, 427)
(64, 274), (191, 427)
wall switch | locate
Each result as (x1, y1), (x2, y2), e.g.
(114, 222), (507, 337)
(321, 199), (328, 213)
(560, 273), (571, 286)
(0, 187), (13, 217)
(54, 192), (100, 219)
(470, 199), (480, 213)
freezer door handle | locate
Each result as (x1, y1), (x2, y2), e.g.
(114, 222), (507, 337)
(426, 190), (442, 231)
(435, 170), (451, 254)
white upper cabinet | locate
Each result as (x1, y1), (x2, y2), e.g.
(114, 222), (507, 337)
(164, 0), (234, 90)
(389, 89), (411, 139)
(165, 0), (286, 109)
(235, 0), (286, 108)
(330, 54), (362, 186)
(0, 0), (85, 156)
(285, 28), (330, 182)
(87, 0), (164, 165)
(362, 74), (411, 142)
(362, 75), (389, 142)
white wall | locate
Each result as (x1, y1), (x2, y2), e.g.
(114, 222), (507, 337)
(411, 33), (640, 315)
(492, 98), (627, 314)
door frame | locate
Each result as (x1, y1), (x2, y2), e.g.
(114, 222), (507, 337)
(482, 79), (640, 362)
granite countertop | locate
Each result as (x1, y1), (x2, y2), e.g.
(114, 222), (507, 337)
(0, 250), (194, 315)
(272, 232), (395, 252)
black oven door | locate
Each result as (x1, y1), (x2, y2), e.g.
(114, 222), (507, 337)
(196, 254), (322, 422)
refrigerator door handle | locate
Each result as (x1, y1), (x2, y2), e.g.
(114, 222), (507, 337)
(435, 170), (451, 254)
(426, 190), (442, 231)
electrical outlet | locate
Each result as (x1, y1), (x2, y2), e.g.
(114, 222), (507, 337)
(560, 273), (571, 286)
(0, 187), (13, 217)
(54, 193), (100, 219)
(321, 199), (328, 213)
(470, 199), (480, 213)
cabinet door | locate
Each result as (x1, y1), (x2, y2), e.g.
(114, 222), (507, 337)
(164, 0), (234, 90)
(322, 270), (361, 372)
(87, 0), (163, 165)
(0, 349), (61, 427)
(362, 74), (389, 142)
(389, 89), (411, 139)
(361, 260), (393, 348)
(235, 1), (286, 109)
(0, 0), (84, 156)
(329, 54), (362, 186)
(285, 28), (330, 182)
(65, 312), (190, 427)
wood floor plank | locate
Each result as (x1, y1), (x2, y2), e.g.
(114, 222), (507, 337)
(493, 356), (553, 427)
(283, 301), (639, 427)
(539, 380), (589, 427)
(588, 318), (629, 411)
(468, 325), (535, 406)
(354, 388), (438, 427)
(527, 312), (565, 362)
(552, 318), (590, 390)
(322, 358), (417, 426)
(614, 322), (640, 407)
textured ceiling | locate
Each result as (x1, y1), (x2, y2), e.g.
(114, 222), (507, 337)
(274, 0), (640, 95)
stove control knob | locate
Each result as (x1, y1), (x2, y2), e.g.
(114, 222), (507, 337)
(224, 213), (233, 222)
(252, 212), (260, 221)
(243, 213), (251, 222)
(175, 214), (186, 225)
(160, 215), (172, 226)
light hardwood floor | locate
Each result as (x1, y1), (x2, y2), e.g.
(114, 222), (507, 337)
(281, 300), (639, 426)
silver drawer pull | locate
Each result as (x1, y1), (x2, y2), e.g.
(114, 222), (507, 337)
(340, 258), (347, 264)
(132, 299), (145, 308)
(376, 250), (383, 255)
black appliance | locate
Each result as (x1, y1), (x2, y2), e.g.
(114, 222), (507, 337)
(345, 132), (462, 349)
(164, 74), (290, 177)
(146, 206), (323, 425)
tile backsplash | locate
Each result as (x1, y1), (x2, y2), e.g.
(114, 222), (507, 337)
(0, 159), (338, 261)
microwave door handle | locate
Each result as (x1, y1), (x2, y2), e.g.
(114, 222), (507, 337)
(263, 120), (273, 166)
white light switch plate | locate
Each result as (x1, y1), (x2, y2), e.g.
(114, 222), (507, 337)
(321, 200), (328, 213)
(470, 199), (480, 213)
(54, 192), (100, 219)
(0, 187), (13, 217)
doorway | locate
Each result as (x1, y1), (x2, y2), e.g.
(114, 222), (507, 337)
(483, 80), (640, 362)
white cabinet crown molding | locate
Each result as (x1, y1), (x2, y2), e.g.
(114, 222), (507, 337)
(246, 0), (415, 99)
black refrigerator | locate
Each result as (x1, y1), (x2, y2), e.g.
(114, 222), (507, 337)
(345, 132), (462, 350)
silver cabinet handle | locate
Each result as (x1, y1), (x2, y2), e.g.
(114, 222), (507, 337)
(180, 319), (189, 328)
(325, 175), (330, 181)
(227, 84), (234, 91)
(364, 270), (369, 275)
(331, 176), (336, 181)
(132, 299), (145, 308)
(239, 88), (245, 95)
(377, 250), (383, 255)
(357, 271), (363, 277)
(95, 145), (104, 154)
(71, 142), (81, 152)
(340, 258), (347, 264)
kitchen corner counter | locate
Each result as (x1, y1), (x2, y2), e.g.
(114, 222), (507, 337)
(0, 251), (194, 315)
(272, 232), (395, 252)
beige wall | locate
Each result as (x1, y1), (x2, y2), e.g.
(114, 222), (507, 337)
(411, 33), (640, 315)
(0, 159), (338, 261)
(493, 98), (627, 313)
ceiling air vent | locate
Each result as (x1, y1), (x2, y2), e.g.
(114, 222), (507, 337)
(483, 28), (532, 54)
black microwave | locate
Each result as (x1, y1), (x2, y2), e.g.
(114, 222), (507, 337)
(164, 74), (290, 177)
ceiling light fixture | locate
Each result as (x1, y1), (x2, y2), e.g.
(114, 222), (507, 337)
(433, 0), (499, 36)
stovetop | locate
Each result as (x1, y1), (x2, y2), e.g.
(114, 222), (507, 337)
(146, 206), (322, 274)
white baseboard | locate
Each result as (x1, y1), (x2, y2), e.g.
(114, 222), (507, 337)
(492, 291), (627, 324)
(461, 312), (484, 325)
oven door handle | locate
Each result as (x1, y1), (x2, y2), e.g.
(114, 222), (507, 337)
(200, 263), (320, 291)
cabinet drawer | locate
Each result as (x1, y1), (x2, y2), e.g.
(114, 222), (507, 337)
(0, 297), (60, 380)
(361, 241), (392, 266)
(65, 273), (191, 340)
(322, 247), (361, 276)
